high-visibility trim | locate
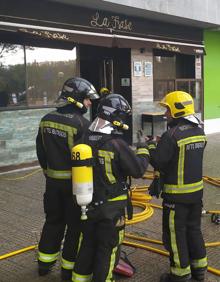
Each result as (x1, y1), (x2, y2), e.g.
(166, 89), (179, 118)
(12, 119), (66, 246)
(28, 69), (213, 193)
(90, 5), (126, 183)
(177, 135), (207, 147)
(61, 257), (75, 270)
(106, 244), (118, 281)
(148, 144), (156, 150)
(38, 251), (59, 263)
(169, 210), (180, 270)
(164, 180), (203, 194)
(136, 148), (149, 155)
(40, 120), (77, 152)
(171, 266), (191, 276)
(108, 194), (127, 202)
(77, 232), (83, 254)
(191, 257), (208, 268)
(72, 272), (92, 282)
(118, 228), (125, 245)
(169, 211), (191, 277)
(178, 144), (185, 185)
(46, 168), (72, 179)
(177, 135), (206, 186)
(98, 150), (116, 184)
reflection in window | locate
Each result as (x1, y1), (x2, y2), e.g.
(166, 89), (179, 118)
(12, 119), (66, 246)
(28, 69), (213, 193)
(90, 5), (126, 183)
(25, 47), (77, 106)
(153, 51), (202, 113)
(0, 43), (25, 107)
(154, 80), (175, 100)
(176, 79), (202, 112)
(153, 53), (176, 101)
(0, 43), (77, 109)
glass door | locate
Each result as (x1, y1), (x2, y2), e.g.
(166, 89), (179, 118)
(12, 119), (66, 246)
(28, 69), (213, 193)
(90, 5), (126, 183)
(100, 59), (114, 92)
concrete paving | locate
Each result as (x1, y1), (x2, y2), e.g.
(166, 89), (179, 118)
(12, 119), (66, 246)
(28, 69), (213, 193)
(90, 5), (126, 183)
(0, 133), (220, 282)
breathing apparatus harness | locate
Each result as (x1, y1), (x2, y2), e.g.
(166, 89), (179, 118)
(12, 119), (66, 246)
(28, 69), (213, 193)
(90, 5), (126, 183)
(72, 133), (133, 219)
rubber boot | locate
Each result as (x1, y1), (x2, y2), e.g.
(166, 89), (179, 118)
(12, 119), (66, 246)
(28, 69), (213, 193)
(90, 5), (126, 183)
(160, 273), (191, 282)
(61, 268), (72, 281)
(38, 261), (56, 276)
(191, 267), (207, 281)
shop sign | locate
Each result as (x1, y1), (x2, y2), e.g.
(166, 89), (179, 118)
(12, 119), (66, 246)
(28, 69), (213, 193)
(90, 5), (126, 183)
(195, 56), (202, 79)
(156, 43), (180, 53)
(90, 12), (133, 32)
(194, 49), (204, 54)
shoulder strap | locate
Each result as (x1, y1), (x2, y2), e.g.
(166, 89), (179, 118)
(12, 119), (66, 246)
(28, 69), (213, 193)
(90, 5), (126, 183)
(74, 113), (85, 128)
(168, 125), (179, 138)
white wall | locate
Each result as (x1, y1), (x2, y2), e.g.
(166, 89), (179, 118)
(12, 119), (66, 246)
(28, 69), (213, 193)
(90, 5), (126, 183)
(106, 0), (220, 26)
(131, 49), (153, 142)
(204, 118), (220, 134)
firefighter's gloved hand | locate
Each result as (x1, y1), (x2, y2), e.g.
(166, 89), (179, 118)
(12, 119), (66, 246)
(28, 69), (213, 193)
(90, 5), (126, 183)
(149, 171), (163, 198)
(147, 135), (160, 146)
(136, 130), (148, 148)
(136, 129), (147, 143)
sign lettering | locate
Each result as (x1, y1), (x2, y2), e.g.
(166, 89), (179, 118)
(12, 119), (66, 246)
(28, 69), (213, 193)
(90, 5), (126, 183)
(156, 43), (180, 53)
(90, 12), (132, 31)
(19, 28), (70, 41)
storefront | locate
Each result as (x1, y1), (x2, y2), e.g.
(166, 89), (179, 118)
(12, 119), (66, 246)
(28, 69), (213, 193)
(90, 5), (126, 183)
(0, 0), (205, 168)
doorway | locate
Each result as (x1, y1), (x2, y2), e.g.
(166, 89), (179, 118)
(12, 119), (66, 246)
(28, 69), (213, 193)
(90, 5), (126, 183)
(79, 45), (132, 144)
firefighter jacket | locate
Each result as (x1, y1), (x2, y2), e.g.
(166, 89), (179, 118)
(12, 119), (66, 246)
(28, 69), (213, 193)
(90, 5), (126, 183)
(148, 118), (207, 204)
(81, 131), (149, 204)
(36, 105), (90, 180)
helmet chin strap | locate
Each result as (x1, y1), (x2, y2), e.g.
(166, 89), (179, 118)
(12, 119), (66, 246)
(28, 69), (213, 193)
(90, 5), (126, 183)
(67, 97), (83, 109)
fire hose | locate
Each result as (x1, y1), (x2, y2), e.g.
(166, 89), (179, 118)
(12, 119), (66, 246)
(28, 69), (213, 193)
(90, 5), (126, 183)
(0, 169), (220, 277)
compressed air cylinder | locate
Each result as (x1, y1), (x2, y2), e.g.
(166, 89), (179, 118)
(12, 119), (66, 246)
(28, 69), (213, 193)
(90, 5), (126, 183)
(72, 144), (93, 220)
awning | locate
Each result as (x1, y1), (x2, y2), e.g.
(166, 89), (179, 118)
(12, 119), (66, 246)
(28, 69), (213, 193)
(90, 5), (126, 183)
(0, 21), (205, 55)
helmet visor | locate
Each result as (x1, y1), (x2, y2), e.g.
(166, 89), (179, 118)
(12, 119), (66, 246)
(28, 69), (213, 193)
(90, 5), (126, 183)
(89, 117), (113, 134)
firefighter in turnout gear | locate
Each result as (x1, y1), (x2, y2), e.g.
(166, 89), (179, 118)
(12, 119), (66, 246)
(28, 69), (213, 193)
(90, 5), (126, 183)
(36, 77), (99, 280)
(72, 94), (150, 282)
(148, 91), (207, 282)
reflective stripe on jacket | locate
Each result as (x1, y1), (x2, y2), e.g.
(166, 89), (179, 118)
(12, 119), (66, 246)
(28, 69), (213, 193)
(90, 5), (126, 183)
(36, 109), (90, 179)
(148, 119), (206, 202)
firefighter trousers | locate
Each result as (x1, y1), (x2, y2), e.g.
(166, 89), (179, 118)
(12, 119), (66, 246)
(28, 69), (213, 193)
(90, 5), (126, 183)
(73, 201), (126, 282)
(162, 200), (207, 278)
(38, 177), (81, 270)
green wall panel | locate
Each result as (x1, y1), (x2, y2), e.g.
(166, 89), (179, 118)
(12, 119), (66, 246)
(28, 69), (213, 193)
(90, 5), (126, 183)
(204, 31), (220, 119)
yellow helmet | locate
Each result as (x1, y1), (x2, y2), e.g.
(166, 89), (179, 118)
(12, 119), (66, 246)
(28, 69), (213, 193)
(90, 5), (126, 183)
(99, 87), (110, 96)
(159, 91), (195, 118)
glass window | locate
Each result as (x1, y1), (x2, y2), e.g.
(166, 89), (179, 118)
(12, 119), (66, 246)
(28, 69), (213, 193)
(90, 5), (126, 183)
(153, 52), (176, 101)
(0, 43), (77, 109)
(154, 79), (175, 101)
(153, 51), (203, 113)
(176, 79), (202, 113)
(25, 46), (77, 106)
(0, 43), (25, 107)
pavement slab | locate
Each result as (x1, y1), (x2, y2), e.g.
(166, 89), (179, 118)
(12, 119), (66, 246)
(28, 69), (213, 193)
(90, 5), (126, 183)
(0, 133), (220, 282)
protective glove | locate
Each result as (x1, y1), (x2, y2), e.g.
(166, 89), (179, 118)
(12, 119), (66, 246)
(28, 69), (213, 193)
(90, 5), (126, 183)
(149, 171), (164, 198)
(148, 135), (162, 152)
(136, 129), (148, 148)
